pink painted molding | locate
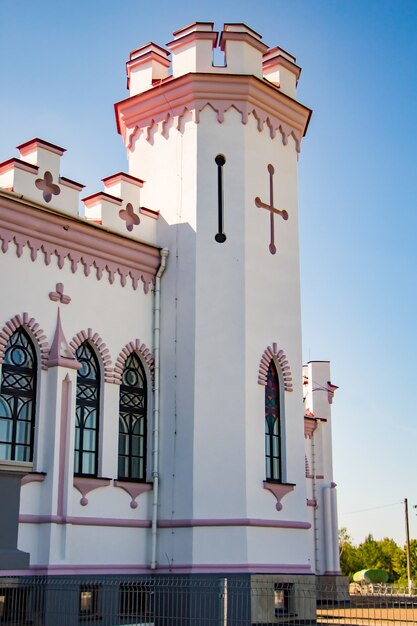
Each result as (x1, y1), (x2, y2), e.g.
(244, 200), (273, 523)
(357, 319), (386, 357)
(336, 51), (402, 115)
(70, 329), (113, 383)
(158, 518), (310, 529)
(0, 193), (160, 293)
(19, 514), (151, 528)
(263, 481), (295, 511)
(57, 375), (71, 517)
(258, 343), (293, 391)
(113, 339), (155, 385)
(0, 158), (39, 176)
(304, 416), (317, 439)
(306, 499), (317, 507)
(47, 309), (80, 370)
(0, 312), (49, 370)
(327, 381), (339, 404)
(17, 138), (66, 157)
(73, 477), (112, 506)
(49, 282), (71, 304)
(115, 73), (311, 153)
(114, 480), (152, 509)
(21, 472), (46, 486)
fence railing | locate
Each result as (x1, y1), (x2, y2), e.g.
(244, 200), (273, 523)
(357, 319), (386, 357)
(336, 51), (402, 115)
(1, 575), (417, 626)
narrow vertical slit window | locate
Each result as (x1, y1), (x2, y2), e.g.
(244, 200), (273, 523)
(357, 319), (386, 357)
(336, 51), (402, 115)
(118, 353), (147, 481)
(0, 328), (37, 462)
(74, 342), (100, 477)
(265, 360), (282, 481)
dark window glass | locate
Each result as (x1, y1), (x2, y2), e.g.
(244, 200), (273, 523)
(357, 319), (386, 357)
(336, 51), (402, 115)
(74, 342), (100, 476)
(265, 361), (282, 481)
(0, 328), (37, 462)
(118, 353), (147, 481)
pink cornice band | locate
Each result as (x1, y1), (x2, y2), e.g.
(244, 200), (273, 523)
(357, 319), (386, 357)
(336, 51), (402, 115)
(3, 562), (312, 576)
(258, 343), (293, 391)
(114, 339), (155, 384)
(70, 329), (113, 383)
(0, 193), (160, 293)
(0, 312), (49, 370)
(19, 514), (151, 528)
(115, 73), (311, 152)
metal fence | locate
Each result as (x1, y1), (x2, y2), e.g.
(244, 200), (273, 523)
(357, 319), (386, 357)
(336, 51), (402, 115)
(0, 575), (416, 626)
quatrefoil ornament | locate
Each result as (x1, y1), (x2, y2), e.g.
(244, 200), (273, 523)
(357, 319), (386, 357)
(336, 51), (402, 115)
(35, 170), (61, 203)
(119, 202), (140, 232)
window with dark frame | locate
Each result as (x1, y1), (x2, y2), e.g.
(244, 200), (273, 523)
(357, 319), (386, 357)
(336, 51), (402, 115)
(74, 342), (100, 477)
(79, 585), (100, 621)
(265, 360), (282, 482)
(118, 353), (147, 481)
(0, 328), (37, 463)
(274, 582), (294, 617)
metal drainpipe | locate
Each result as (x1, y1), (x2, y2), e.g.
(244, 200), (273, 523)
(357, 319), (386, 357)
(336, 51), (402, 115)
(150, 248), (168, 570)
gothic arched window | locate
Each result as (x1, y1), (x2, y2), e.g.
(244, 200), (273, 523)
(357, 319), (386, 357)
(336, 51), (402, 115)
(74, 342), (100, 477)
(118, 353), (147, 481)
(265, 360), (282, 482)
(0, 328), (37, 462)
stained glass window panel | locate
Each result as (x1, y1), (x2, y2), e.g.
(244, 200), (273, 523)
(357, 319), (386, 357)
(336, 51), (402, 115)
(265, 361), (282, 482)
(0, 328), (37, 462)
(74, 343), (100, 477)
(118, 354), (147, 481)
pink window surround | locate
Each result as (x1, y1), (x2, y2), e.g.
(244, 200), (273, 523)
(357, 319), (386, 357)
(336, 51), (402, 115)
(115, 73), (311, 153)
(114, 340), (155, 385)
(0, 192), (160, 293)
(0, 312), (49, 370)
(70, 329), (113, 383)
(258, 343), (293, 391)
(114, 480), (152, 509)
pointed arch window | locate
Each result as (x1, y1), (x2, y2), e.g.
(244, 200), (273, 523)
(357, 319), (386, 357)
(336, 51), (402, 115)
(0, 328), (37, 462)
(74, 342), (100, 477)
(118, 353), (147, 481)
(265, 360), (282, 482)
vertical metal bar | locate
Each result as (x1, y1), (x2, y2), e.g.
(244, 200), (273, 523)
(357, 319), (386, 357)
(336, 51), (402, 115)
(215, 154), (226, 243)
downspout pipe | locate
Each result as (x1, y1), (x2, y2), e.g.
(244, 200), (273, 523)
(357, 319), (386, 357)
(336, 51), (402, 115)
(151, 248), (168, 570)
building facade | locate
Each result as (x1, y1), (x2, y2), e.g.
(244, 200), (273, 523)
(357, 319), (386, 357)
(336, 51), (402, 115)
(0, 21), (342, 624)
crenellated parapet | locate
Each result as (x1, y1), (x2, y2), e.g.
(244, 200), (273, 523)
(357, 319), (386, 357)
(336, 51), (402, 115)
(115, 22), (311, 152)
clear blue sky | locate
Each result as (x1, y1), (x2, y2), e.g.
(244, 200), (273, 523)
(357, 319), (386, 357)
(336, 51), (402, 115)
(1, 0), (416, 546)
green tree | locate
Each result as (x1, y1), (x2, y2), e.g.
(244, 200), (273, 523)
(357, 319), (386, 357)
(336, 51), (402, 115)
(339, 528), (362, 580)
(393, 539), (417, 585)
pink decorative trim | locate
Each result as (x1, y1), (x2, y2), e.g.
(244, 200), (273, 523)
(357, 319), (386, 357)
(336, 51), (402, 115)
(257, 343), (293, 391)
(0, 312), (49, 370)
(327, 381), (338, 404)
(0, 562), (312, 576)
(35, 171), (61, 203)
(158, 518), (310, 529)
(82, 191), (122, 207)
(57, 374), (71, 517)
(47, 309), (80, 370)
(115, 73), (311, 153)
(114, 340), (155, 385)
(59, 176), (85, 191)
(19, 514), (151, 528)
(119, 202), (140, 232)
(70, 329), (113, 383)
(263, 482), (295, 511)
(219, 30), (268, 55)
(323, 571), (342, 576)
(114, 481), (152, 509)
(0, 158), (39, 175)
(49, 282), (71, 304)
(304, 416), (317, 439)
(17, 138), (66, 157)
(140, 206), (159, 219)
(73, 477), (111, 506)
(102, 172), (144, 187)
(155, 563), (312, 574)
(307, 499), (317, 507)
(21, 473), (46, 486)
(0, 194), (160, 292)
(316, 475), (324, 479)
(331, 482), (337, 488)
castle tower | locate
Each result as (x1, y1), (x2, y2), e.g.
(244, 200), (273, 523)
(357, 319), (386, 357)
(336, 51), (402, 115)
(115, 21), (313, 582)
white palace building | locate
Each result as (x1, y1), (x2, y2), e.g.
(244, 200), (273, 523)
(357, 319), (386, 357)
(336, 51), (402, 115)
(0, 21), (343, 624)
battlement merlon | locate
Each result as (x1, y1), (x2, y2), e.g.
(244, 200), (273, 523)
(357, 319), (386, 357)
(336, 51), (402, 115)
(125, 22), (303, 100)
